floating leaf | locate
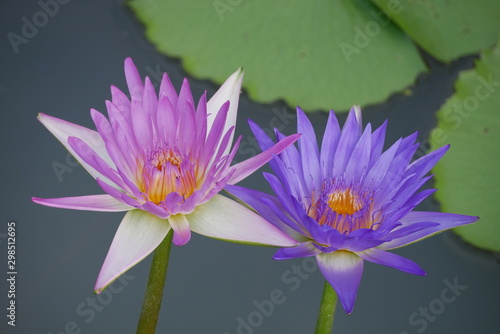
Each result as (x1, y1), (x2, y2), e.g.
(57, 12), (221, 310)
(371, 0), (500, 62)
(430, 37), (500, 252)
(128, 0), (426, 111)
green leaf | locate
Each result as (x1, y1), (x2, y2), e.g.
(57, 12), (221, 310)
(371, 0), (500, 62)
(430, 37), (500, 252)
(128, 0), (426, 111)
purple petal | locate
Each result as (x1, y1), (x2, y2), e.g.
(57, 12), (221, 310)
(168, 214), (192, 246)
(378, 211), (478, 250)
(32, 194), (133, 212)
(358, 248), (426, 275)
(94, 210), (171, 293)
(273, 242), (319, 260)
(320, 110), (341, 178)
(224, 185), (307, 240)
(228, 133), (301, 185)
(297, 107), (321, 191)
(332, 107), (363, 176)
(368, 120), (387, 168)
(405, 145), (449, 180)
(316, 251), (364, 314)
(345, 123), (372, 181)
(187, 194), (297, 247)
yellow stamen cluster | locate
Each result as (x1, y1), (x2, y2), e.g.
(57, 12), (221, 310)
(327, 189), (363, 215)
(137, 148), (197, 204)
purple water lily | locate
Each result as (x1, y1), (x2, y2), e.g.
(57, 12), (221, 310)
(226, 106), (478, 314)
(33, 58), (299, 293)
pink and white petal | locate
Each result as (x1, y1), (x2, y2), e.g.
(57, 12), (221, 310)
(37, 113), (114, 180)
(273, 241), (319, 260)
(378, 211), (478, 250)
(187, 194), (297, 247)
(358, 248), (426, 276)
(228, 133), (301, 185)
(206, 68), (244, 156)
(316, 251), (364, 315)
(168, 214), (192, 246)
(32, 194), (133, 212)
(94, 210), (171, 293)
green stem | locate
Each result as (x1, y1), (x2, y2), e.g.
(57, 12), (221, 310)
(314, 280), (338, 334)
(136, 230), (173, 334)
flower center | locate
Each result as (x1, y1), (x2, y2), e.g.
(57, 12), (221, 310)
(308, 179), (375, 234)
(327, 189), (363, 215)
(150, 149), (183, 170)
(137, 145), (197, 204)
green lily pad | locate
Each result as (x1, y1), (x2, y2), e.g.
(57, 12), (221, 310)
(430, 37), (500, 252)
(371, 0), (500, 62)
(128, 0), (426, 111)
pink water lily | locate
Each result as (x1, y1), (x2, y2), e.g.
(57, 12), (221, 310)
(33, 58), (299, 293)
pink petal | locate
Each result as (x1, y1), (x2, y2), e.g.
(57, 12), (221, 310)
(168, 214), (192, 246)
(124, 57), (144, 101)
(187, 194), (297, 247)
(228, 133), (301, 185)
(32, 194), (133, 212)
(94, 210), (171, 293)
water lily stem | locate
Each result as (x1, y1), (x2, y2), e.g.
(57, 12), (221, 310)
(314, 280), (337, 334)
(136, 230), (173, 334)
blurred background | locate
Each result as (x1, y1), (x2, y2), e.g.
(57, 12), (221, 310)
(1, 1), (499, 333)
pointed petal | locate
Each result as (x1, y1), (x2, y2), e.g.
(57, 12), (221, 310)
(273, 242), (319, 260)
(187, 194), (297, 247)
(297, 107), (321, 191)
(37, 113), (113, 181)
(358, 248), (426, 275)
(316, 251), (364, 314)
(228, 133), (300, 184)
(32, 194), (133, 212)
(405, 145), (449, 180)
(320, 110), (341, 178)
(124, 57), (144, 101)
(206, 68), (244, 156)
(379, 211), (478, 250)
(94, 210), (171, 293)
(332, 107), (363, 176)
(168, 214), (192, 246)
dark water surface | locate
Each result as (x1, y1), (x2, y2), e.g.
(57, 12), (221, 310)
(1, 1), (499, 333)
